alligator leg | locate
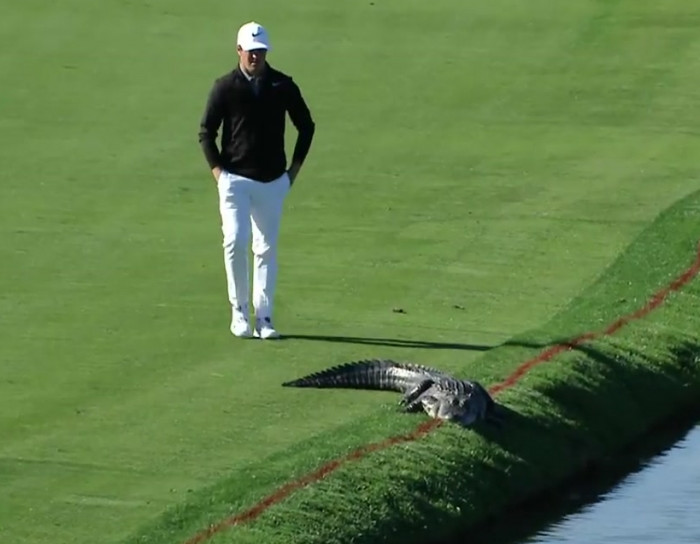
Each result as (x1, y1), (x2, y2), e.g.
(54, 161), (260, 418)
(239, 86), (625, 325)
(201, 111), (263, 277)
(419, 393), (442, 419)
(399, 379), (435, 412)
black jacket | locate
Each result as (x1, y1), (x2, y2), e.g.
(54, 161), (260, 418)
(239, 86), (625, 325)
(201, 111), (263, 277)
(198, 64), (315, 182)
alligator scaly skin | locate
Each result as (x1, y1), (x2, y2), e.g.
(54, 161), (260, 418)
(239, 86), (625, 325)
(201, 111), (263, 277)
(282, 359), (501, 427)
(282, 359), (447, 392)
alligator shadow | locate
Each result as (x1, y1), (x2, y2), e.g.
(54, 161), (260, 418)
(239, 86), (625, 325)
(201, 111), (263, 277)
(281, 333), (495, 352)
(470, 404), (527, 436)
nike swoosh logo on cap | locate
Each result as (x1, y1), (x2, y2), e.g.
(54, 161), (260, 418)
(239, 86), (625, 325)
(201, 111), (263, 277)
(252, 30), (263, 37)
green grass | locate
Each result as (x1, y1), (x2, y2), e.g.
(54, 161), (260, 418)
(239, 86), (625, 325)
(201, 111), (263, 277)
(122, 191), (700, 544)
(1, 0), (700, 543)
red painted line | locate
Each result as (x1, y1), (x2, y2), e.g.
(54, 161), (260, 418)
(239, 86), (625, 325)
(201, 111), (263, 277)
(184, 242), (700, 544)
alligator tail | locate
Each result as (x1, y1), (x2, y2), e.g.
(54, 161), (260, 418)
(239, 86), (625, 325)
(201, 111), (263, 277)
(282, 359), (440, 393)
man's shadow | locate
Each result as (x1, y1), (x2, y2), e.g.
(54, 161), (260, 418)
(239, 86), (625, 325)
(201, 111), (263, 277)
(281, 333), (495, 352)
(278, 333), (581, 353)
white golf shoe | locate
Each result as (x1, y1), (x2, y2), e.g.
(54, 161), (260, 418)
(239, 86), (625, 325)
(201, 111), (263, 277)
(230, 305), (253, 338)
(254, 316), (280, 339)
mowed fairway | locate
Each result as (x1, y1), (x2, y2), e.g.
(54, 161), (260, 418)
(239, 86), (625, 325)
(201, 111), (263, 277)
(2, 0), (700, 543)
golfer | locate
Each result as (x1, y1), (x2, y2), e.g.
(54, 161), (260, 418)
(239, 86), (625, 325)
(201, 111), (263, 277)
(198, 21), (315, 339)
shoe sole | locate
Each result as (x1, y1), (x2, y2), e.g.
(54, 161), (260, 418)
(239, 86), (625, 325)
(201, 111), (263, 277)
(231, 327), (253, 338)
(254, 330), (280, 340)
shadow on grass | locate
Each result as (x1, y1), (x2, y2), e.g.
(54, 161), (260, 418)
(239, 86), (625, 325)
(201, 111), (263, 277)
(282, 333), (496, 351)
(279, 330), (629, 354)
(279, 332), (631, 354)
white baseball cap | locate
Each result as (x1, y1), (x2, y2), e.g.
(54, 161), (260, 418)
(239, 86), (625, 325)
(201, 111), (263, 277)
(237, 21), (271, 51)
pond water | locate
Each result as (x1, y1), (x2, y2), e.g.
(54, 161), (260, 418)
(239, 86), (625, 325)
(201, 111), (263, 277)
(465, 412), (700, 544)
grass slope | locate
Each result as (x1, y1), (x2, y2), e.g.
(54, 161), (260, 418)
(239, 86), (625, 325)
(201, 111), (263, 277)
(1, 0), (700, 543)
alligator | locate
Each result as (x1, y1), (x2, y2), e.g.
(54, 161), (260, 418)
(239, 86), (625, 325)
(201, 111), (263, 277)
(282, 359), (503, 427)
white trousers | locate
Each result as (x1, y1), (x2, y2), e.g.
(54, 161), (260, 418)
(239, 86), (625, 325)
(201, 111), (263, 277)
(217, 170), (290, 319)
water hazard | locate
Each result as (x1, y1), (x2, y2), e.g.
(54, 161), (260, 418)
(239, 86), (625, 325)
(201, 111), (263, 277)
(467, 412), (700, 544)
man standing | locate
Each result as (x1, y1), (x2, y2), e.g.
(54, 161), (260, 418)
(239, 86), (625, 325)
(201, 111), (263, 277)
(198, 21), (315, 339)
